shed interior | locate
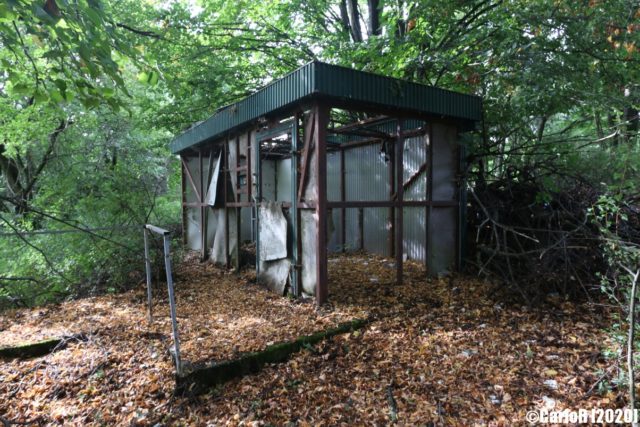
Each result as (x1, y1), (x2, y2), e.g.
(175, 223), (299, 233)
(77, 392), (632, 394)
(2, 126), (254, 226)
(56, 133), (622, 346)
(173, 61), (481, 305)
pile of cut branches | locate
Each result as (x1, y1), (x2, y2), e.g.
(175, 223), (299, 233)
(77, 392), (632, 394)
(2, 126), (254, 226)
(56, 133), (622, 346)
(467, 177), (639, 304)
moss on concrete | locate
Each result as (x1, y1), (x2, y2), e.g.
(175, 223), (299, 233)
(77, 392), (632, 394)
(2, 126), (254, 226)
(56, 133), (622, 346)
(176, 318), (368, 394)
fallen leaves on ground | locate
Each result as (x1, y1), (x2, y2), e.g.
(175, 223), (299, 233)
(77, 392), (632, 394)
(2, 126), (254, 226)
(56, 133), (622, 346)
(0, 252), (620, 425)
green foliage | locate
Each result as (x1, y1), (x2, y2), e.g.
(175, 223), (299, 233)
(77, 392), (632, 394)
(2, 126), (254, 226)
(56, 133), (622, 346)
(1, 0), (639, 308)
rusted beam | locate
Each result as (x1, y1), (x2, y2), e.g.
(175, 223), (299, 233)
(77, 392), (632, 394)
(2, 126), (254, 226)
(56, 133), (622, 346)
(297, 110), (316, 204)
(340, 148), (346, 252)
(426, 124), (434, 273)
(388, 137), (395, 257)
(235, 136), (241, 273)
(199, 149), (206, 260)
(327, 128), (427, 153)
(180, 156), (187, 245)
(314, 104), (329, 306)
(395, 120), (404, 285)
(358, 207), (364, 250)
(326, 200), (457, 208)
(224, 141), (230, 268)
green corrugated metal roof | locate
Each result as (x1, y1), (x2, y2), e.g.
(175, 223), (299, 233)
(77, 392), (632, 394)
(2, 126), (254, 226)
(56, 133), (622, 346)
(170, 61), (481, 154)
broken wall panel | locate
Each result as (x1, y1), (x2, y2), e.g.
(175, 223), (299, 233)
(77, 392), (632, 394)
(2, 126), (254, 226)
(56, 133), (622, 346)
(258, 202), (288, 262)
(205, 153), (221, 206)
(300, 210), (317, 296)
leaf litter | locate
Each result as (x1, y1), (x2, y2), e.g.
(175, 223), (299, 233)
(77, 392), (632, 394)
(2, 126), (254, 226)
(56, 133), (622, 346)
(0, 252), (619, 425)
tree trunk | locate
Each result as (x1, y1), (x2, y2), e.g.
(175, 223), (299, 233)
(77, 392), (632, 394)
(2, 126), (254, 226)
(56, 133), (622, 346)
(627, 267), (640, 427)
(347, 0), (363, 42)
(594, 110), (604, 139)
(367, 0), (381, 36)
(0, 146), (22, 199)
(624, 86), (639, 144)
(339, 0), (352, 36)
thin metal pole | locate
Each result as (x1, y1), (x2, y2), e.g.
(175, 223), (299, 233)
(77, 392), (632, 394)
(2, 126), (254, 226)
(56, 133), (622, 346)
(163, 234), (182, 375)
(143, 228), (153, 323)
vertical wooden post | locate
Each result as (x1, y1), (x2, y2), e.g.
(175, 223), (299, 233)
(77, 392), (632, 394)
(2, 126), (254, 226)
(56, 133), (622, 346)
(315, 104), (329, 306)
(395, 120), (404, 285)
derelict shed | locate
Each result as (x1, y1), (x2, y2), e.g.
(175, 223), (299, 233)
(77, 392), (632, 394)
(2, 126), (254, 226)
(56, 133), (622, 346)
(171, 61), (481, 305)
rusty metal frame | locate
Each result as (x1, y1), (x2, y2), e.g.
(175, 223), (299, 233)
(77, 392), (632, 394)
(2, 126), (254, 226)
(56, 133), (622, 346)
(395, 120), (404, 285)
(314, 104), (329, 305)
(177, 98), (470, 307)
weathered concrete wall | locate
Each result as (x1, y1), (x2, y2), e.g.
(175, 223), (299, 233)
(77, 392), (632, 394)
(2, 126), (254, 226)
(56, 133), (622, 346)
(428, 123), (459, 274)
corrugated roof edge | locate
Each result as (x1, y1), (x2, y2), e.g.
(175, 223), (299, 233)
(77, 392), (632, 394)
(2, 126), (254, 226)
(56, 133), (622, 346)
(170, 61), (481, 154)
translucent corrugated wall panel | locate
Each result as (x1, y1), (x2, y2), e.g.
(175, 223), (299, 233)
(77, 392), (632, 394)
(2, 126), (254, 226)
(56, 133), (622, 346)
(344, 208), (360, 251)
(363, 207), (390, 256)
(327, 151), (341, 202)
(186, 207), (202, 251)
(345, 143), (389, 201)
(276, 158), (292, 203)
(261, 159), (277, 201)
(184, 156), (201, 203)
(403, 135), (427, 201)
(403, 207), (426, 263)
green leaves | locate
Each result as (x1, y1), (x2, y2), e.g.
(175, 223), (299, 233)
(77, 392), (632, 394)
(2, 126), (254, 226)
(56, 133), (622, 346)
(137, 70), (160, 86)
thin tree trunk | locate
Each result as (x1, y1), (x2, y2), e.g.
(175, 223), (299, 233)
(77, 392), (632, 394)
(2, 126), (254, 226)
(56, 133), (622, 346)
(339, 0), (352, 35)
(347, 0), (363, 42)
(594, 110), (604, 139)
(608, 112), (619, 147)
(367, 0), (381, 36)
(624, 86), (639, 144)
(626, 266), (640, 426)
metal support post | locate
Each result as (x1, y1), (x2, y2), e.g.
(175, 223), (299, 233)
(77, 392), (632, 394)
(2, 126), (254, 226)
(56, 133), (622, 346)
(290, 116), (300, 296)
(143, 227), (153, 323)
(162, 233), (182, 375)
(142, 224), (182, 376)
